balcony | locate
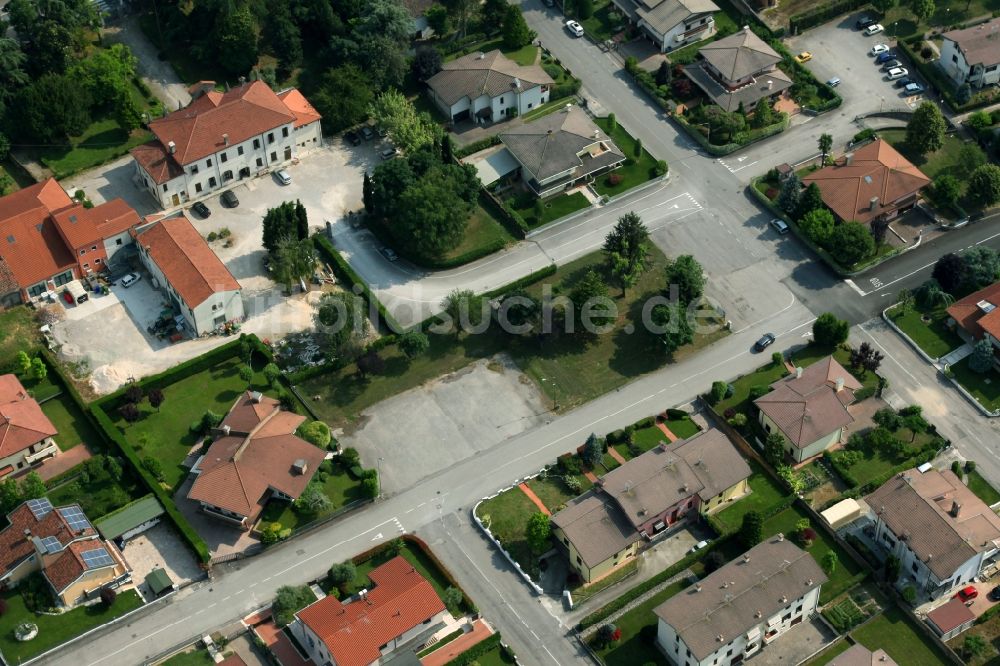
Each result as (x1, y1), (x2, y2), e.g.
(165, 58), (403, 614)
(24, 443), (59, 464)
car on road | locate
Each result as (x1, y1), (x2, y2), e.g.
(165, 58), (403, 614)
(566, 19), (584, 37)
(380, 146), (398, 160)
(856, 15), (876, 29)
(875, 51), (897, 64)
(880, 59), (901, 71)
(379, 246), (399, 262)
(955, 586), (979, 603)
(191, 201), (211, 218)
(770, 218), (790, 234)
(794, 51), (812, 63)
(754, 333), (776, 352)
(345, 130), (361, 146)
(690, 540), (709, 553)
(870, 43), (890, 55)
(120, 273), (141, 288)
(887, 67), (908, 80)
(826, 77), (841, 87)
(904, 82), (925, 95)
(360, 126), (376, 141)
(221, 190), (239, 208)
(274, 169), (292, 185)
(864, 23), (884, 35)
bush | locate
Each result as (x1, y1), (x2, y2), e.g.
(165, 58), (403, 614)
(607, 172), (624, 186)
(665, 408), (687, 419)
(967, 460), (977, 473)
(99, 587), (117, 606)
(709, 380), (728, 405)
(952, 461), (963, 476)
(340, 447), (361, 468)
(298, 420), (332, 448)
(749, 385), (770, 400)
(852, 128), (875, 144)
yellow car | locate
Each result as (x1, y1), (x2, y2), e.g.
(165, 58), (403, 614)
(794, 51), (813, 63)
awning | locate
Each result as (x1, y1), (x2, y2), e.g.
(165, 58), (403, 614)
(467, 148), (521, 186)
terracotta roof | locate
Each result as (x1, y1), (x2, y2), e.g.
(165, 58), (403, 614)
(427, 50), (554, 106)
(698, 27), (781, 81)
(297, 556), (446, 666)
(0, 501), (96, 580)
(0, 373), (58, 458)
(0, 179), (77, 290)
(802, 139), (930, 224)
(221, 392), (281, 434)
(947, 280), (1000, 341)
(135, 214), (241, 308)
(277, 89), (322, 128)
(927, 597), (976, 634)
(51, 199), (140, 251)
(754, 356), (860, 449)
(44, 539), (126, 593)
(0, 258), (18, 295)
(654, 537), (826, 662)
(943, 18), (1000, 67)
(217, 656), (248, 666)
(147, 81), (297, 166)
(550, 491), (641, 568)
(188, 391), (320, 519)
(828, 644), (898, 666)
(130, 141), (185, 185)
(866, 468), (1000, 580)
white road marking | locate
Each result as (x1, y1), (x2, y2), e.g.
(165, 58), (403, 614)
(861, 324), (918, 383)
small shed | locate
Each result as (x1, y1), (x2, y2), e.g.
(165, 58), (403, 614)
(145, 567), (174, 596)
(820, 498), (865, 530)
(927, 597), (976, 640)
(94, 495), (165, 543)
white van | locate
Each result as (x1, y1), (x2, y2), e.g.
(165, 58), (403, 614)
(64, 280), (89, 305)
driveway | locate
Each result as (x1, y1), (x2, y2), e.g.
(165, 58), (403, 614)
(121, 522), (204, 598)
(758, 616), (836, 664)
(174, 477), (262, 558)
(104, 16), (192, 111)
(60, 154), (160, 217)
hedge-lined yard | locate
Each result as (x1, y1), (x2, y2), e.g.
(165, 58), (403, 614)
(887, 303), (963, 359)
(592, 118), (662, 196)
(712, 463), (790, 534)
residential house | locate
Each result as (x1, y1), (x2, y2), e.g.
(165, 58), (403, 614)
(496, 105), (626, 197)
(802, 138), (930, 226)
(827, 644), (898, 666)
(292, 555), (449, 666)
(927, 597), (976, 640)
(0, 374), (60, 479)
(654, 536), (826, 666)
(187, 390), (326, 529)
(940, 18), (1000, 89)
(0, 498), (131, 607)
(426, 50), (554, 123)
(947, 280), (1000, 356)
(754, 356), (862, 463)
(133, 213), (244, 336)
(613, 0), (719, 53)
(0, 179), (141, 304)
(130, 80), (322, 209)
(683, 27), (792, 112)
(552, 428), (751, 582)
(93, 495), (165, 544)
(865, 466), (1000, 599)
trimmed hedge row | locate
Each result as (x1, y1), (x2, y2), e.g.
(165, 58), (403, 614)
(832, 443), (940, 496)
(482, 264), (558, 298)
(454, 134), (502, 160)
(442, 633), (503, 666)
(481, 189), (528, 238)
(790, 0), (872, 33)
(313, 232), (402, 333)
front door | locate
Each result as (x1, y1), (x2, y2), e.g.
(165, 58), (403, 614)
(171, 193), (180, 206)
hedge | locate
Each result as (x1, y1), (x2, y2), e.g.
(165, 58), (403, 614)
(454, 134), (502, 159)
(790, 0), (873, 33)
(442, 633), (503, 666)
(481, 189), (528, 238)
(313, 233), (402, 333)
(482, 263), (558, 298)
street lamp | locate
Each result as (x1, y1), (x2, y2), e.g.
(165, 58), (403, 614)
(879, 96), (885, 112)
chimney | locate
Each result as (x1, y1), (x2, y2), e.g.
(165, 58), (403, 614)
(743, 553), (751, 563)
(755, 609), (762, 618)
(239, 76), (246, 86)
(476, 52), (486, 59)
(716, 634), (724, 642)
(870, 196), (880, 211)
(223, 133), (229, 146)
(250, 391), (263, 403)
(777, 532), (785, 541)
(780, 595), (788, 604)
(766, 80), (773, 90)
(951, 500), (962, 517)
(807, 578), (814, 586)
(795, 367), (803, 379)
(189, 81), (216, 99)
(292, 459), (308, 475)
(167, 141), (176, 155)
(222, 424), (231, 436)
(845, 152), (854, 165)
(695, 584), (703, 592)
(835, 377), (845, 392)
(594, 130), (600, 139)
(564, 103), (572, 112)
(512, 77), (521, 89)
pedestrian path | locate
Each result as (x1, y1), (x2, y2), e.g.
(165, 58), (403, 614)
(656, 422), (678, 442)
(607, 447), (627, 465)
(517, 482), (551, 515)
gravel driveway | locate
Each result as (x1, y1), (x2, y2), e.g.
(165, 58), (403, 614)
(105, 15), (191, 111)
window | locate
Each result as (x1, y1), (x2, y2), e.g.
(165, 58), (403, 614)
(282, 127), (289, 138)
(912, 562), (919, 573)
(268, 132), (275, 144)
(238, 146), (244, 156)
(307, 636), (314, 648)
(284, 146), (292, 160)
(253, 138), (261, 149)
(271, 151), (277, 162)
(190, 165), (199, 174)
(209, 177), (217, 188)
(195, 183), (203, 193)
(256, 157), (264, 167)
(953, 54), (959, 63)
(162, 184), (167, 192)
(206, 158), (212, 167)
(989, 65), (999, 72)
(500, 97), (505, 105)
(91, 245), (97, 251)
(223, 170), (233, 181)
(563, 538), (568, 545)
(95, 258), (101, 264)
(528, 103), (533, 109)
(116, 238), (123, 246)
(83, 262), (89, 269)
(576, 556), (582, 565)
(28, 283), (46, 297)
(79, 249), (86, 256)
(54, 271), (73, 287)
(220, 152), (228, 163)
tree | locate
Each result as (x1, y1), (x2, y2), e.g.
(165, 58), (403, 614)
(238, 365), (253, 387)
(819, 551), (837, 576)
(607, 113), (617, 132)
(425, 4), (450, 35)
(148, 388), (165, 411)
(14, 73), (91, 142)
(273, 585), (315, 626)
(362, 171), (374, 214)
(828, 221), (875, 266)
(582, 433), (603, 468)
(885, 554), (901, 582)
(956, 143), (988, 179)
(356, 349), (385, 378)
(215, 6), (259, 77)
(312, 65), (374, 134)
(272, 237), (316, 292)
(849, 342), (884, 376)
(19, 471), (45, 501)
(818, 133), (833, 163)
(739, 511), (764, 548)
(315, 291), (368, 362)
(897, 288), (914, 317)
(264, 8), (302, 78)
(664, 255), (704, 304)
(442, 134), (453, 164)
(968, 164), (1000, 207)
(502, 5), (536, 50)
(441, 0), (478, 37)
(902, 412), (928, 441)
(16, 350), (31, 375)
(576, 0), (594, 18)
(442, 289), (487, 332)
(911, 0), (935, 20)
(0, 478), (20, 514)
(813, 313), (849, 347)
(119, 402), (140, 425)
(413, 46), (443, 81)
(932, 254), (967, 296)
(970, 338), (994, 374)
(328, 561), (357, 593)
(526, 512), (551, 554)
(398, 330), (430, 359)
(872, 0), (897, 11)
(28, 356), (46, 380)
(298, 421), (332, 448)
(263, 363), (281, 387)
(932, 174), (962, 208)
(799, 208), (835, 245)
(359, 0), (415, 46)
(796, 182), (824, 219)
(704, 550), (727, 573)
(262, 201), (306, 254)
(655, 61), (671, 87)
(652, 302), (693, 353)
(634, 137), (643, 158)
(393, 179), (471, 260)
(571, 269), (615, 331)
(964, 635), (988, 658)
(776, 174), (802, 214)
(604, 212), (650, 296)
(482, 0), (508, 29)
(99, 587), (117, 607)
(142, 455), (165, 482)
(370, 90), (443, 154)
(873, 407), (903, 431)
(963, 247), (1000, 291)
(295, 483), (332, 514)
(362, 474), (379, 498)
(906, 102), (945, 154)
(764, 433), (786, 467)
(443, 586), (464, 610)
(751, 98), (774, 129)
(595, 624), (619, 647)
(295, 201), (308, 241)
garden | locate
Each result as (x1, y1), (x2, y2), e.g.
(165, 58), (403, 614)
(505, 190), (590, 228)
(950, 355), (1000, 413)
(257, 456), (366, 533)
(886, 301), (962, 360)
(966, 468), (1000, 506)
(711, 462), (791, 534)
(592, 117), (664, 197)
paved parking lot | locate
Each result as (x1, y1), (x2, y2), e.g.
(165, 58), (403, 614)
(121, 522), (204, 599)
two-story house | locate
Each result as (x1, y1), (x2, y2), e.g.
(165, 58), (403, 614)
(0, 374), (60, 478)
(0, 498), (131, 607)
(612, 0), (719, 53)
(292, 556), (449, 666)
(426, 50), (554, 124)
(130, 80), (321, 209)
(187, 390), (326, 529)
(946, 280), (1000, 363)
(654, 536), (826, 666)
(683, 27), (792, 112)
(866, 467), (1000, 600)
(51, 199), (140, 277)
(940, 18), (1000, 89)
(497, 105), (626, 197)
(552, 428), (751, 583)
(754, 356), (862, 463)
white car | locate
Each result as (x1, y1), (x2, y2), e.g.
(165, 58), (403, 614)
(887, 67), (909, 80)
(120, 273), (141, 288)
(864, 23), (885, 36)
(565, 19), (584, 37)
(690, 540), (710, 553)
(274, 169), (292, 185)
(870, 43), (889, 55)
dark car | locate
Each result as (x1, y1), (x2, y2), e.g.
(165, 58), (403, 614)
(754, 333), (776, 352)
(379, 246), (399, 262)
(345, 130), (361, 146)
(856, 15), (876, 29)
(192, 201), (211, 218)
(221, 190), (239, 208)
(894, 76), (913, 88)
(880, 59), (902, 71)
(988, 585), (1000, 602)
(360, 126), (376, 141)
(875, 51), (897, 64)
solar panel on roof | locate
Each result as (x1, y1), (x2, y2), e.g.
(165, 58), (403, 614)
(80, 547), (115, 569)
(58, 506), (92, 533)
(26, 498), (53, 520)
(40, 535), (62, 554)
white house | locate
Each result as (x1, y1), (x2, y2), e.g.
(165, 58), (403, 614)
(613, 0), (719, 53)
(940, 19), (1000, 89)
(426, 50), (554, 123)
(130, 80), (322, 209)
(133, 214), (244, 336)
(866, 467), (1000, 600)
(654, 536), (826, 666)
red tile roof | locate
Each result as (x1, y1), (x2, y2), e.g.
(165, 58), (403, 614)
(43, 539), (125, 593)
(277, 89), (323, 129)
(0, 373), (58, 458)
(803, 139), (930, 224)
(297, 556), (447, 666)
(0, 501), (96, 580)
(927, 597), (976, 634)
(218, 656), (248, 666)
(51, 199), (141, 251)
(135, 214), (240, 308)
(0, 179), (77, 289)
(130, 140), (186, 185)
(0, 258), (19, 296)
(947, 281), (1000, 341)
(221, 392), (281, 434)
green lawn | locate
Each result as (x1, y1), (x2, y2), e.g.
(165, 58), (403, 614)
(888, 303), (963, 359)
(713, 464), (790, 534)
(0, 589), (144, 663)
(594, 578), (692, 665)
(799, 639), (852, 666)
(506, 190), (590, 228)
(592, 118), (660, 197)
(41, 392), (102, 452)
(951, 356), (1000, 413)
(475, 645), (518, 666)
(161, 648), (216, 665)
(258, 463), (364, 530)
(833, 430), (938, 489)
(521, 98), (579, 122)
(966, 469), (1000, 506)
(579, 0), (626, 42)
(47, 458), (145, 520)
(879, 128), (968, 184)
(417, 629), (464, 657)
(664, 416), (699, 439)
(713, 359), (788, 415)
(440, 203), (515, 263)
(0, 307), (39, 369)
(617, 417), (701, 460)
(852, 606), (950, 666)
(525, 475), (579, 512)
(476, 487), (541, 573)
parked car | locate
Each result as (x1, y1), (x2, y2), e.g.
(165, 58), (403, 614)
(904, 82), (926, 95)
(769, 218), (790, 234)
(988, 585), (1000, 602)
(690, 540), (709, 553)
(221, 190), (239, 208)
(274, 169), (292, 185)
(345, 130), (361, 146)
(894, 76), (913, 88)
(856, 15), (876, 29)
(360, 126), (375, 141)
(870, 43), (890, 55)
(191, 201), (211, 218)
(754, 333), (776, 352)
(887, 67), (908, 80)
(380, 146), (398, 160)
(864, 23), (885, 35)
(565, 19), (584, 37)
(880, 59), (902, 71)
(826, 77), (841, 87)
(120, 273), (141, 288)
(955, 586), (978, 602)
(379, 246), (399, 262)
(875, 51), (897, 64)
(794, 51), (812, 63)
